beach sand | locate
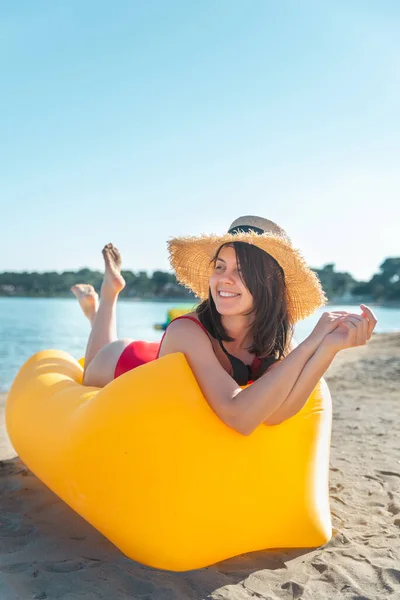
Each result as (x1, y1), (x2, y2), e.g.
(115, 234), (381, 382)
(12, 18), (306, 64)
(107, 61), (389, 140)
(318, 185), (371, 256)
(1, 333), (399, 599)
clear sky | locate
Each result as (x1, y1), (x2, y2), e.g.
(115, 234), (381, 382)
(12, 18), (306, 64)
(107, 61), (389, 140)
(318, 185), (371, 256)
(1, 0), (399, 281)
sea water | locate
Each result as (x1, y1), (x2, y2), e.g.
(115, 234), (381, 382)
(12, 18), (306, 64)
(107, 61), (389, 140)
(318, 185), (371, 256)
(0, 297), (399, 393)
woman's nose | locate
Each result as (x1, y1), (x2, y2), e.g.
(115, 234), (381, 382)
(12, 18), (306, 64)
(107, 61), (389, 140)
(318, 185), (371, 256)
(220, 270), (236, 284)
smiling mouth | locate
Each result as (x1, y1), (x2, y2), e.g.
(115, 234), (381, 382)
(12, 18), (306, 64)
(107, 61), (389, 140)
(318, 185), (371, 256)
(218, 291), (241, 298)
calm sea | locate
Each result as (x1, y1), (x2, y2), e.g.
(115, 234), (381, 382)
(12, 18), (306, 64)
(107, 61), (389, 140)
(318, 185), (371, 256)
(1, 297), (399, 393)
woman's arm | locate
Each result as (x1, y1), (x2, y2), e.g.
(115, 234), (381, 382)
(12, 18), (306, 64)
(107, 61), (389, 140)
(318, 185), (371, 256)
(264, 304), (377, 426)
(159, 319), (322, 435)
(263, 344), (337, 425)
(229, 339), (325, 434)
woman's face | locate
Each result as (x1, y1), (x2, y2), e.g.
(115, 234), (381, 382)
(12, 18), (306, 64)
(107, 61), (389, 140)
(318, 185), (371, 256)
(209, 244), (253, 316)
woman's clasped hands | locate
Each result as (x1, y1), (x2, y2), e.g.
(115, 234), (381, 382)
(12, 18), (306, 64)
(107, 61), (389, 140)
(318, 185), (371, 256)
(308, 304), (378, 354)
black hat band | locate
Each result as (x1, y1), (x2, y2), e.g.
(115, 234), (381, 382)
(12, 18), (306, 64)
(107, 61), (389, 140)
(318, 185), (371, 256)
(228, 225), (265, 235)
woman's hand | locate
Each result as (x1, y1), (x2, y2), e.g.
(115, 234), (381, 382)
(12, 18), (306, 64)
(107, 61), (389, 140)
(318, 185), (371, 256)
(305, 311), (353, 350)
(320, 304), (378, 353)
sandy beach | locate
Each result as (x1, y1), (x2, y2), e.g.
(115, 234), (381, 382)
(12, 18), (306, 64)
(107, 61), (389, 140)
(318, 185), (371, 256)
(1, 333), (399, 599)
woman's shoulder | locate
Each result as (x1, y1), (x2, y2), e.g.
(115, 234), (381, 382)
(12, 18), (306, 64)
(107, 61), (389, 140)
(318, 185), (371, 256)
(167, 312), (209, 336)
(169, 311), (207, 327)
(158, 312), (214, 358)
(178, 311), (199, 320)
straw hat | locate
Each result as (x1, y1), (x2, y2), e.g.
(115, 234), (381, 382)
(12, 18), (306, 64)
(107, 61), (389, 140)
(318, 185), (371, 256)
(168, 216), (327, 323)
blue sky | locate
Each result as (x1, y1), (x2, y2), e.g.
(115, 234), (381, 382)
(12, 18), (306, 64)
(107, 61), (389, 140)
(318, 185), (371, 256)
(1, 0), (399, 281)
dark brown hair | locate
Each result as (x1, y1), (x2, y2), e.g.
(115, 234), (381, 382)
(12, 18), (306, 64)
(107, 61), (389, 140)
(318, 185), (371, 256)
(196, 242), (294, 361)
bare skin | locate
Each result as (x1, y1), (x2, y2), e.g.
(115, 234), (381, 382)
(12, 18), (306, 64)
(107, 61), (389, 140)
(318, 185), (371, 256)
(99, 243), (125, 299)
(71, 244), (125, 323)
(76, 244), (133, 387)
(70, 284), (99, 325)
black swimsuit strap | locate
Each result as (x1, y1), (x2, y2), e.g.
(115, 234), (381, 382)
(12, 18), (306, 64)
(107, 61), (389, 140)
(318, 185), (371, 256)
(218, 339), (250, 386)
(218, 339), (278, 386)
(196, 314), (277, 385)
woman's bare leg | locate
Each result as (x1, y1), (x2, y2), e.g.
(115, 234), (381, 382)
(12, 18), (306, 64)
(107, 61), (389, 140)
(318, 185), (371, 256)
(70, 284), (99, 326)
(82, 337), (134, 387)
(84, 243), (126, 369)
(72, 282), (131, 386)
(71, 243), (138, 387)
(72, 243), (126, 373)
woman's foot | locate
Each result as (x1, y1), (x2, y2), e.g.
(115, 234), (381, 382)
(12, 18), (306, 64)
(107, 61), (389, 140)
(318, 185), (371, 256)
(101, 243), (126, 300)
(71, 284), (99, 325)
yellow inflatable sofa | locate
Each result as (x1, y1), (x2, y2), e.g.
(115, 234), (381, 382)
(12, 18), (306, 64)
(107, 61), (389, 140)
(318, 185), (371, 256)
(6, 349), (332, 571)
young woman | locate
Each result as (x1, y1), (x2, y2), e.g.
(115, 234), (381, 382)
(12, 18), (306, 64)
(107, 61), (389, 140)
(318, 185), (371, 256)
(72, 216), (377, 435)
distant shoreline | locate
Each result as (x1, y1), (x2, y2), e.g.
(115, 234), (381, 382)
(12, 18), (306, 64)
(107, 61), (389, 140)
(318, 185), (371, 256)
(0, 295), (196, 303)
(0, 296), (399, 308)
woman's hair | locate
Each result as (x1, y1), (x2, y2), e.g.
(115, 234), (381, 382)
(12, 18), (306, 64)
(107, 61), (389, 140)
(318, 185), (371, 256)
(196, 242), (294, 361)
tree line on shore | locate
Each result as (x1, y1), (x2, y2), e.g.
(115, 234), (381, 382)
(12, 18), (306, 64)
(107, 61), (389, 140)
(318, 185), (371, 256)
(0, 257), (399, 304)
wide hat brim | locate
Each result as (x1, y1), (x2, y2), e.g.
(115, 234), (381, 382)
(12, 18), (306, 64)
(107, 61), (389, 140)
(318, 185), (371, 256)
(168, 230), (327, 323)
